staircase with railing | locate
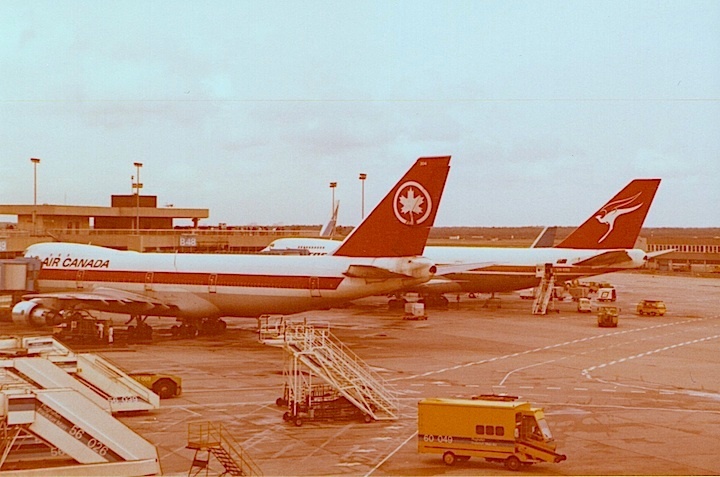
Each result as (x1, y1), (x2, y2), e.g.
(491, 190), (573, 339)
(532, 264), (556, 315)
(187, 422), (262, 477)
(258, 316), (398, 421)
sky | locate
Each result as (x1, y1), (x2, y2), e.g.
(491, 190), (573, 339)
(1, 1), (719, 228)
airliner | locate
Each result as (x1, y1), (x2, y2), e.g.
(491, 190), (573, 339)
(13, 156), (451, 337)
(261, 179), (664, 307)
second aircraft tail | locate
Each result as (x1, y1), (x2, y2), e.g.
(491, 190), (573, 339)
(556, 178), (660, 249)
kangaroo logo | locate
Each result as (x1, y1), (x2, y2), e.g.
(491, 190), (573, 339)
(595, 191), (643, 243)
(393, 181), (432, 225)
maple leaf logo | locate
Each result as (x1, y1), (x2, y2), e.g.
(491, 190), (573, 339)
(393, 181), (432, 225)
(399, 189), (425, 223)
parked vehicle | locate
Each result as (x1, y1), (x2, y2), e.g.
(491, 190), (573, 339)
(597, 287), (617, 302)
(130, 373), (182, 399)
(417, 396), (566, 471)
(577, 298), (592, 313)
(636, 300), (667, 316)
(597, 305), (619, 327)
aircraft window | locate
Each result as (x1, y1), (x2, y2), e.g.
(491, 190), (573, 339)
(486, 426), (494, 436)
(495, 426), (504, 436)
(475, 425), (484, 435)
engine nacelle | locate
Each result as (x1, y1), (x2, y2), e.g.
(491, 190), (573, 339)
(12, 301), (58, 327)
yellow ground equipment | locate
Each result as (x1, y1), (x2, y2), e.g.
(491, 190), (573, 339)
(131, 372), (182, 398)
(636, 299), (667, 316)
(597, 305), (619, 327)
(417, 397), (566, 471)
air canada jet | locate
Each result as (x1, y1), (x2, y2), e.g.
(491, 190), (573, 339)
(13, 156), (451, 337)
(261, 179), (664, 307)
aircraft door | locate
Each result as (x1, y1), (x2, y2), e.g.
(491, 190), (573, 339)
(76, 270), (84, 290)
(209, 274), (218, 293)
(310, 277), (321, 297)
(145, 272), (154, 291)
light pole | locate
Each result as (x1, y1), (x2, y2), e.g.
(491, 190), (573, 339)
(329, 182), (337, 215)
(358, 173), (367, 219)
(30, 158), (40, 235)
(133, 162), (143, 233)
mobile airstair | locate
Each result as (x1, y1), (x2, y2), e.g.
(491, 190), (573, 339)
(532, 263), (556, 315)
(187, 422), (262, 476)
(0, 373), (160, 476)
(0, 336), (159, 414)
(258, 316), (399, 424)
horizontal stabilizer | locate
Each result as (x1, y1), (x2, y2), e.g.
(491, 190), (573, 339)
(573, 250), (634, 267)
(646, 249), (674, 259)
(435, 262), (496, 276)
(343, 265), (409, 279)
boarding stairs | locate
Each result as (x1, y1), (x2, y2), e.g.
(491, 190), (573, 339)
(258, 316), (399, 421)
(0, 383), (160, 475)
(0, 336), (159, 413)
(187, 422), (262, 476)
(532, 264), (556, 315)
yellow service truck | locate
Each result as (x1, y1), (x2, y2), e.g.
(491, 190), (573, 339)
(417, 397), (566, 471)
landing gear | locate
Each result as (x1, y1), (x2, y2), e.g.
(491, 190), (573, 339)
(199, 318), (227, 336)
(170, 323), (198, 338)
(388, 297), (407, 310)
(126, 315), (153, 343)
(170, 318), (227, 339)
(419, 294), (449, 309)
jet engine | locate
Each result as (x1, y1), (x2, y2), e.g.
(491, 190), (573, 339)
(12, 301), (58, 327)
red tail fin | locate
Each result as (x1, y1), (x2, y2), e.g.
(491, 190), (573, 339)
(332, 156), (451, 257)
(556, 179), (660, 249)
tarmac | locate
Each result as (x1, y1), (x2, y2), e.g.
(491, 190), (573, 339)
(8, 271), (720, 476)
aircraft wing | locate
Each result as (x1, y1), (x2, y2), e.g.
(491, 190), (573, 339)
(23, 287), (176, 314)
(572, 250), (636, 267)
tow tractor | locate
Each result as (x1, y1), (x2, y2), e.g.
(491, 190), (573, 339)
(597, 305), (619, 327)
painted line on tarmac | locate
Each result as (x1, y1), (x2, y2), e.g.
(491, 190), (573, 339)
(390, 316), (719, 383)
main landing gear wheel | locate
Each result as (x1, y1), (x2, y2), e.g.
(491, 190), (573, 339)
(388, 298), (407, 310)
(442, 451), (456, 466)
(199, 319), (227, 336)
(171, 323), (198, 338)
(127, 315), (153, 343)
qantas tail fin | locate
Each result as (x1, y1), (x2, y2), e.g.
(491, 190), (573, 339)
(332, 156), (451, 257)
(556, 179), (660, 249)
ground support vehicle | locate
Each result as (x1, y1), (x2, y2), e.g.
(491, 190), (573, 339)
(131, 372), (183, 398)
(577, 297), (592, 313)
(403, 302), (428, 320)
(597, 305), (619, 327)
(597, 287), (617, 302)
(417, 397), (566, 471)
(51, 310), (117, 345)
(637, 299), (667, 316)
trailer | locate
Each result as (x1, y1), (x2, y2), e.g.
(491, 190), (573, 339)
(417, 397), (566, 471)
(280, 382), (372, 426)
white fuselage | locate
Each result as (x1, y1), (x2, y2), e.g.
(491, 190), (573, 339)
(25, 243), (434, 318)
(263, 238), (648, 294)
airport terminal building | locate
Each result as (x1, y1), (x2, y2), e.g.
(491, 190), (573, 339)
(1, 196), (718, 274)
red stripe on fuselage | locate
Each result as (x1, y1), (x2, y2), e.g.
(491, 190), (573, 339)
(39, 269), (344, 290)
